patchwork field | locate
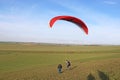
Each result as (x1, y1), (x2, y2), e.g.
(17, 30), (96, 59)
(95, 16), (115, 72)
(0, 43), (120, 80)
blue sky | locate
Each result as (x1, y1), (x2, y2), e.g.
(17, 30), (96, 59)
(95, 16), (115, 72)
(0, 0), (120, 45)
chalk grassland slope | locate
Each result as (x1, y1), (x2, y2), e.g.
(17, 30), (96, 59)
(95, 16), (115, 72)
(0, 43), (120, 80)
(0, 58), (120, 80)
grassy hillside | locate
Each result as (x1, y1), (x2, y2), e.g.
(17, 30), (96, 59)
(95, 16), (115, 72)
(0, 43), (120, 80)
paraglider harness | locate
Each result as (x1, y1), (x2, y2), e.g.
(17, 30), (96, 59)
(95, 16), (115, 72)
(57, 64), (62, 73)
(66, 61), (71, 68)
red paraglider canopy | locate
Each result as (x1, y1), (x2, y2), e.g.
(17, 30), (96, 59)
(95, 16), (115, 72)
(49, 15), (88, 35)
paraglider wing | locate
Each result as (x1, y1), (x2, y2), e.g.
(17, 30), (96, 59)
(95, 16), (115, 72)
(49, 16), (88, 34)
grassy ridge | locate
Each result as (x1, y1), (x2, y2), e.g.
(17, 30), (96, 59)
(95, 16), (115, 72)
(0, 43), (120, 80)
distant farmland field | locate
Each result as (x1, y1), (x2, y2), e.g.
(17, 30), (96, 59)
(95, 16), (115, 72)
(0, 43), (120, 80)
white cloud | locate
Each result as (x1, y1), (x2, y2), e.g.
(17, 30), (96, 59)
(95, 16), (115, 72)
(0, 14), (16, 20)
(103, 0), (117, 5)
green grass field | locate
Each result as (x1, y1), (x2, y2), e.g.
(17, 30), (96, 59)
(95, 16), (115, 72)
(0, 42), (120, 80)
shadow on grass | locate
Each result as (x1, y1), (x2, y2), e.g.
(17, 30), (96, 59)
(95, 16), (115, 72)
(70, 65), (77, 70)
(87, 70), (109, 80)
(87, 73), (95, 80)
(98, 70), (109, 80)
(62, 65), (77, 73)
